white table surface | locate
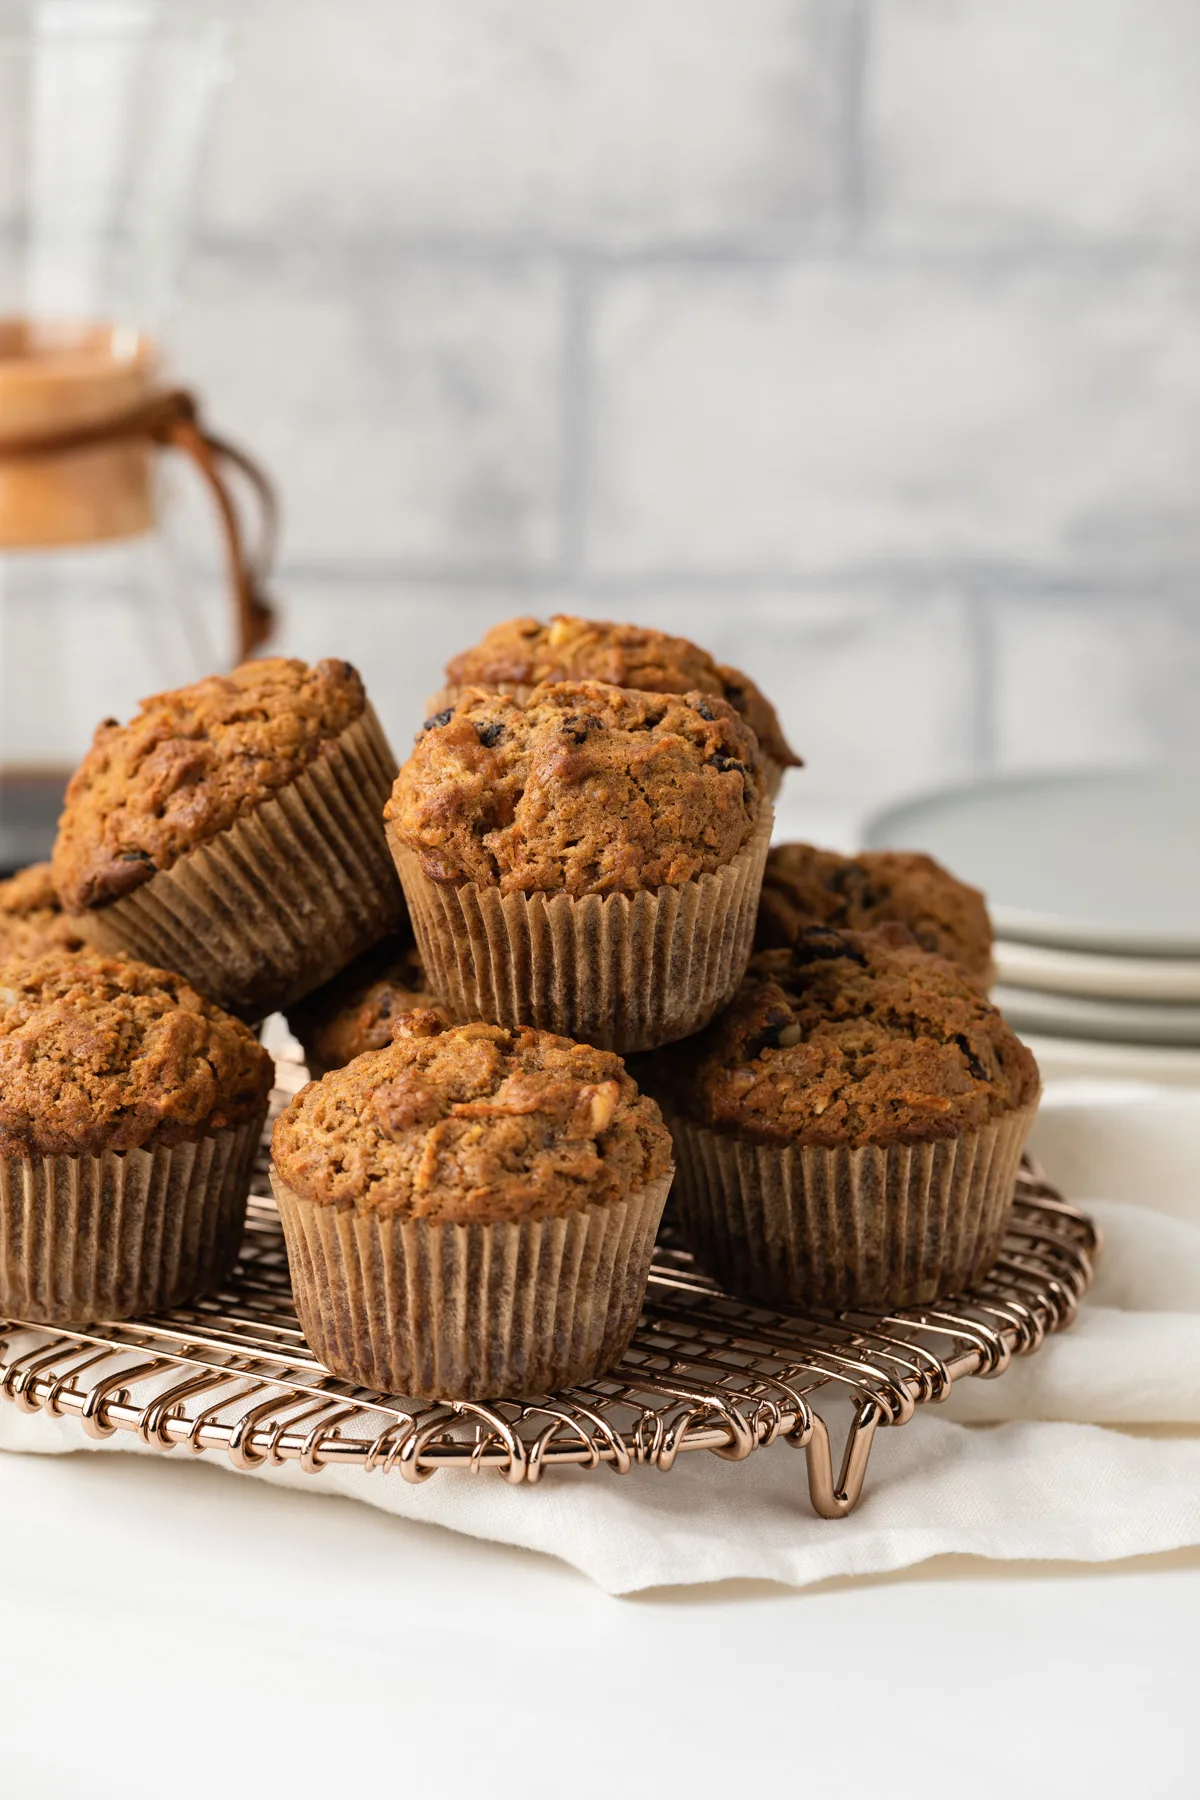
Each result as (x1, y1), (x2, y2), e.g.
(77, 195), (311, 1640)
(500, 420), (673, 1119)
(1, 1441), (1195, 1799)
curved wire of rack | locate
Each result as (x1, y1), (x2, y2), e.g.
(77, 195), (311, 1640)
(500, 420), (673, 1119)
(0, 1072), (1098, 1518)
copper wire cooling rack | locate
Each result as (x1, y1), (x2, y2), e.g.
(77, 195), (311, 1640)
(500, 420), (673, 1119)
(0, 1068), (1098, 1518)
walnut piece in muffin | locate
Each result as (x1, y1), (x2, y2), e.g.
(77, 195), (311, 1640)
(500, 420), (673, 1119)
(271, 1011), (673, 1222)
(662, 925), (1038, 1151)
(756, 843), (993, 984)
(287, 934), (436, 1076)
(441, 614), (800, 773)
(386, 680), (764, 896)
(53, 657), (367, 913)
(0, 862), (84, 960)
(0, 949), (274, 1157)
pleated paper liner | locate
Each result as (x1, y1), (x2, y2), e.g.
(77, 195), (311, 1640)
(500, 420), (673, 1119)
(426, 680), (788, 798)
(77, 706), (405, 1020)
(0, 1108), (265, 1325)
(270, 1167), (674, 1401)
(665, 1102), (1038, 1311)
(388, 805), (772, 1055)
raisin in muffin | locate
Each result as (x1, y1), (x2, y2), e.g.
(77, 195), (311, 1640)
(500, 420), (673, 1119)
(270, 1011), (675, 1398)
(383, 680), (773, 1051)
(0, 862), (84, 960)
(0, 948), (272, 1322)
(433, 613), (800, 795)
(287, 934), (436, 1077)
(757, 842), (993, 985)
(52, 657), (403, 1018)
(655, 924), (1039, 1310)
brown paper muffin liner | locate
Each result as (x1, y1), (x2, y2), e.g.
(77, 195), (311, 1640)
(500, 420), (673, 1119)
(78, 706), (404, 1019)
(664, 1103), (1038, 1311)
(428, 681), (787, 797)
(388, 804), (772, 1054)
(0, 1110), (264, 1325)
(270, 1167), (674, 1400)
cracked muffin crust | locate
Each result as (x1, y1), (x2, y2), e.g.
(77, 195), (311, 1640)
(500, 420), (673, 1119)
(662, 924), (1038, 1150)
(0, 862), (84, 960)
(0, 949), (273, 1158)
(53, 657), (367, 913)
(756, 843), (993, 983)
(271, 1011), (673, 1222)
(287, 934), (436, 1075)
(440, 613), (800, 775)
(386, 680), (764, 896)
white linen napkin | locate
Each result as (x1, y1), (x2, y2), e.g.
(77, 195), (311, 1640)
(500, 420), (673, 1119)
(4, 1082), (1200, 1595)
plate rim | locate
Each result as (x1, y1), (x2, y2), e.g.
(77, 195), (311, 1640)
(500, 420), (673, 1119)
(994, 982), (1200, 1046)
(864, 764), (1200, 958)
(994, 936), (1200, 1002)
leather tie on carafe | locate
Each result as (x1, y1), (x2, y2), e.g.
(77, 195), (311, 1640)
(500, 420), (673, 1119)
(0, 387), (276, 660)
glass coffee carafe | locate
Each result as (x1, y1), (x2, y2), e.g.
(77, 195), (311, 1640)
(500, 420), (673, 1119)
(0, 1), (267, 874)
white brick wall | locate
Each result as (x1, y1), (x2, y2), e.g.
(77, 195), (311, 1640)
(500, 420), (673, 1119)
(586, 262), (1200, 578)
(173, 248), (566, 569)
(990, 592), (1200, 770)
(868, 0), (1200, 246)
(205, 0), (852, 246)
(148, 0), (1200, 822)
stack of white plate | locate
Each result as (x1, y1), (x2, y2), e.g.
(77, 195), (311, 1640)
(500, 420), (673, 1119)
(864, 767), (1200, 1086)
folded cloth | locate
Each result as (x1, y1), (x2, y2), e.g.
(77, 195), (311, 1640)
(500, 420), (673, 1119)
(4, 1082), (1199, 1595)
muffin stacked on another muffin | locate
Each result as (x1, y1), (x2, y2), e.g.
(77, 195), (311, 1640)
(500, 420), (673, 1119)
(384, 680), (772, 1051)
(271, 1010), (674, 1397)
(756, 842), (993, 985)
(0, 862), (84, 959)
(287, 933), (436, 1078)
(654, 924), (1038, 1310)
(0, 948), (273, 1322)
(52, 656), (404, 1019)
(433, 613), (800, 796)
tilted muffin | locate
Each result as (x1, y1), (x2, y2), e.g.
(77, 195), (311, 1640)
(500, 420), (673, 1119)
(0, 862), (84, 960)
(0, 949), (273, 1322)
(271, 1011), (675, 1398)
(286, 933), (436, 1078)
(52, 657), (404, 1018)
(655, 924), (1039, 1310)
(433, 613), (801, 796)
(756, 842), (993, 985)
(384, 680), (773, 1051)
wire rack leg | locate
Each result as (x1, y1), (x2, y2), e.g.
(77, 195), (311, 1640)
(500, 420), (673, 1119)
(803, 1400), (883, 1519)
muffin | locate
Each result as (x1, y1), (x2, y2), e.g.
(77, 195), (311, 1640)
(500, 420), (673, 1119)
(287, 933), (436, 1078)
(270, 1011), (675, 1398)
(384, 680), (773, 1052)
(0, 862), (84, 960)
(0, 948), (272, 1323)
(656, 924), (1039, 1311)
(52, 657), (404, 1019)
(756, 842), (993, 985)
(432, 613), (801, 796)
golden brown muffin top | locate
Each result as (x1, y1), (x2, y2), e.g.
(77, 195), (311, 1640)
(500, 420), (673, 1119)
(271, 1011), (673, 1221)
(387, 680), (764, 895)
(661, 925), (1037, 1150)
(0, 949), (274, 1158)
(0, 862), (84, 960)
(757, 844), (993, 983)
(287, 934), (435, 1076)
(443, 614), (800, 771)
(53, 657), (366, 913)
